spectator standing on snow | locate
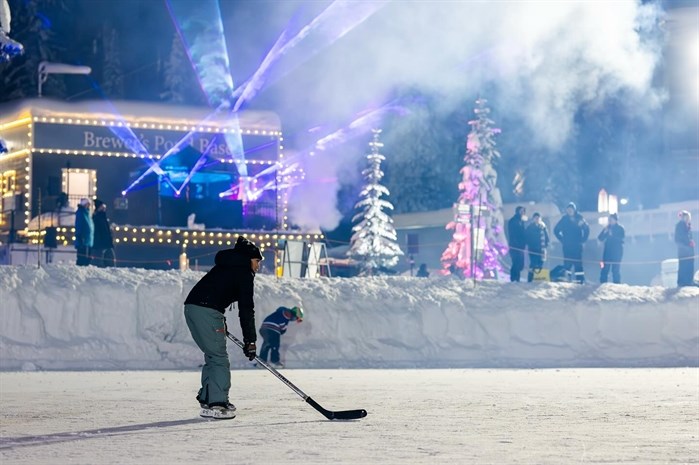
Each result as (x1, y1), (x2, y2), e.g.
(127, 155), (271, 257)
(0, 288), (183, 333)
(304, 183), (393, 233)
(448, 263), (464, 279)
(183, 236), (263, 419)
(525, 212), (550, 282)
(675, 211), (695, 287)
(554, 202), (590, 283)
(91, 199), (115, 267)
(416, 263), (430, 277)
(507, 206), (527, 282)
(259, 306), (304, 368)
(598, 213), (625, 284)
(74, 198), (94, 266)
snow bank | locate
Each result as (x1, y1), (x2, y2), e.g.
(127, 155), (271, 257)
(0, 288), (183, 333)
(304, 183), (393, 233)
(0, 265), (697, 370)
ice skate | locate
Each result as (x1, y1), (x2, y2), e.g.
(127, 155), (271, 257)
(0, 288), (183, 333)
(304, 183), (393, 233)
(200, 403), (236, 420)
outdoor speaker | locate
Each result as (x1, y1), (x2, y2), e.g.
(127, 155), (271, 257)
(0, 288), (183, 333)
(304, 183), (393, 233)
(44, 227), (58, 248)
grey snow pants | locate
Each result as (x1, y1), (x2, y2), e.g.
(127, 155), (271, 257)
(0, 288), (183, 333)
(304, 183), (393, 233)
(184, 304), (231, 407)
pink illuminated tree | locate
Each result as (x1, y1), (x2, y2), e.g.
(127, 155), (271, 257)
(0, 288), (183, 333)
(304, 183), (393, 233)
(441, 98), (508, 279)
(347, 129), (404, 274)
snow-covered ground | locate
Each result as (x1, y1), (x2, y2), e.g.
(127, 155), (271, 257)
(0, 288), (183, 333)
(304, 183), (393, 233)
(1, 369), (697, 464)
(1, 264), (698, 370)
(1, 266), (697, 463)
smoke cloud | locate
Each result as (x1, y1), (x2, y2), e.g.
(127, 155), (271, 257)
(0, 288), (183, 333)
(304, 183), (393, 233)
(269, 1), (665, 230)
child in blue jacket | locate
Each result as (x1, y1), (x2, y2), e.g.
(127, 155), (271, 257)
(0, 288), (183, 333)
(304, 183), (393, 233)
(259, 306), (303, 367)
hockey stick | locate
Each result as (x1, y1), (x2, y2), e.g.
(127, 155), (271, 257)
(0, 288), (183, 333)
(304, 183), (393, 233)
(226, 331), (367, 420)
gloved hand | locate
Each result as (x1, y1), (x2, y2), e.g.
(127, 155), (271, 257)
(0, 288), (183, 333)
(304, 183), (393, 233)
(243, 341), (256, 361)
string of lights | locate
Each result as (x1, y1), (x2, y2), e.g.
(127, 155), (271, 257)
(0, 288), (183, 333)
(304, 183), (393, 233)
(31, 147), (277, 164)
(27, 116), (282, 136)
(0, 118), (288, 226)
(25, 226), (324, 252)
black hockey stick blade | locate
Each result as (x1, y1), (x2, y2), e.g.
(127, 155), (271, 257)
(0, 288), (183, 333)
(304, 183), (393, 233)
(306, 396), (368, 421)
(226, 332), (367, 421)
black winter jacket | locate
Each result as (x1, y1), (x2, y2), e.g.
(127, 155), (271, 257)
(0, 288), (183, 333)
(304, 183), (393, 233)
(185, 248), (257, 342)
(526, 222), (550, 254)
(675, 220), (694, 260)
(554, 213), (590, 248)
(674, 220), (693, 248)
(598, 223), (625, 262)
(507, 214), (527, 249)
(92, 210), (114, 249)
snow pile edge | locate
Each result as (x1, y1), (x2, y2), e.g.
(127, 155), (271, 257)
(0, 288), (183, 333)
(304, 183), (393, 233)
(0, 265), (697, 370)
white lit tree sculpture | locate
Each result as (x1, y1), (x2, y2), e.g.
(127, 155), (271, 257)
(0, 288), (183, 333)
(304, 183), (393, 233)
(347, 129), (404, 274)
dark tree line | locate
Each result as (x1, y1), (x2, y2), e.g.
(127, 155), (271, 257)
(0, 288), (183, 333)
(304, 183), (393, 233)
(0, 1), (658, 216)
(353, 89), (656, 216)
(0, 0), (202, 105)
(0, 0), (67, 100)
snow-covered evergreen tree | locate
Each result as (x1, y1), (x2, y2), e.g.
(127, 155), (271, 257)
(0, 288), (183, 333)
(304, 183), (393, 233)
(383, 96), (461, 214)
(0, 0), (67, 100)
(101, 26), (123, 98)
(347, 129), (403, 274)
(161, 33), (190, 104)
(441, 98), (508, 279)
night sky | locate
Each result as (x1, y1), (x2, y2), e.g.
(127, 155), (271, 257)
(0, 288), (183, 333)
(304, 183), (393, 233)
(2, 0), (697, 230)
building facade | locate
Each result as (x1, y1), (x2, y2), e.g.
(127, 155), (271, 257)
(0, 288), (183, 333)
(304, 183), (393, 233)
(0, 99), (320, 269)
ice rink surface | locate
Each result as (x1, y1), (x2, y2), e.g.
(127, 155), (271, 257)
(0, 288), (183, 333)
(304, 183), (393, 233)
(1, 368), (697, 464)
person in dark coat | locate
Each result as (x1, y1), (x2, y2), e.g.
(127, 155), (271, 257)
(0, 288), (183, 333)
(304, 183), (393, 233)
(259, 306), (304, 368)
(91, 199), (115, 267)
(183, 236), (263, 419)
(507, 206), (527, 282)
(553, 202), (590, 283)
(675, 211), (695, 287)
(416, 263), (430, 278)
(525, 212), (550, 282)
(598, 213), (625, 284)
(447, 263), (465, 279)
(74, 198), (94, 266)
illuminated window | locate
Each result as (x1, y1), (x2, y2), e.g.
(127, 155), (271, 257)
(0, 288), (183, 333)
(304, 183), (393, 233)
(0, 170), (16, 195)
(0, 170), (18, 221)
(61, 168), (97, 209)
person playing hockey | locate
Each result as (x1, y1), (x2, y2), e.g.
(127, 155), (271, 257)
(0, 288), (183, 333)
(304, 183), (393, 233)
(258, 306), (304, 368)
(184, 236), (263, 420)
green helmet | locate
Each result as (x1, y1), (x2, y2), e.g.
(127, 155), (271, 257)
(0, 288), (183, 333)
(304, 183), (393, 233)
(291, 306), (304, 321)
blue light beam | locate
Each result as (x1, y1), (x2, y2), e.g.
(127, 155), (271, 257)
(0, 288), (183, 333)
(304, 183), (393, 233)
(165, 0), (233, 107)
(232, 0), (389, 112)
(166, 0), (246, 175)
(82, 81), (178, 193)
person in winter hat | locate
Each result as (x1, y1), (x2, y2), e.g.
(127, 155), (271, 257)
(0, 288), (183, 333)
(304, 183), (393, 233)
(258, 306), (304, 368)
(675, 211), (695, 287)
(184, 236), (263, 419)
(525, 212), (550, 282)
(74, 198), (94, 266)
(91, 199), (115, 267)
(416, 263), (430, 278)
(598, 213), (625, 284)
(553, 202), (590, 283)
(507, 206), (527, 282)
